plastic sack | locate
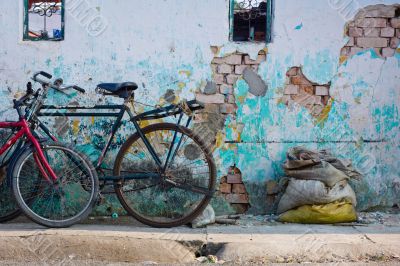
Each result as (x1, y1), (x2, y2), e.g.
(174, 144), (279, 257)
(277, 179), (357, 214)
(278, 200), (357, 224)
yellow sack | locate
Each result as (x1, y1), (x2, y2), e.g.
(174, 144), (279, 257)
(279, 200), (357, 224)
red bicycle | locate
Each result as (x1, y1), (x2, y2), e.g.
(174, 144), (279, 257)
(0, 78), (99, 227)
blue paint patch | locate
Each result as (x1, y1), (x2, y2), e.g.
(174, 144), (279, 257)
(303, 49), (336, 84)
(294, 23), (303, 30)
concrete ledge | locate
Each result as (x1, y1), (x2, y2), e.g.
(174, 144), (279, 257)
(0, 223), (399, 264)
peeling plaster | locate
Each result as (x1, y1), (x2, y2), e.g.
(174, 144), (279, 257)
(0, 0), (399, 214)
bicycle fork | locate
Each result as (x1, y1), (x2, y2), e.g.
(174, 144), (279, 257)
(23, 119), (58, 183)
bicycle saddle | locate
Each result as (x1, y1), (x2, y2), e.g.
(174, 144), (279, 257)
(97, 82), (138, 98)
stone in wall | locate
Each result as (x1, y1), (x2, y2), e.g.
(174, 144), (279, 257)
(341, 4), (400, 61)
(193, 48), (267, 147)
(281, 66), (331, 118)
(218, 166), (250, 214)
(196, 48), (267, 117)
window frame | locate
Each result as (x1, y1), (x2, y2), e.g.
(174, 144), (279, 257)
(229, 0), (274, 43)
(23, 0), (65, 41)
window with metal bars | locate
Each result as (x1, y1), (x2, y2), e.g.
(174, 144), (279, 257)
(230, 0), (273, 43)
(23, 0), (64, 41)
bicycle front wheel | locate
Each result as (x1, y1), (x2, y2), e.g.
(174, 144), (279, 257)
(114, 123), (216, 228)
(11, 142), (99, 228)
(0, 168), (21, 222)
(0, 128), (23, 222)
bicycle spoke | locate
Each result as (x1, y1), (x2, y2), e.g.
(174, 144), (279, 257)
(115, 124), (215, 226)
(13, 144), (98, 227)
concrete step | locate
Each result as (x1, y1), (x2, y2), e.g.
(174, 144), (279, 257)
(0, 222), (399, 264)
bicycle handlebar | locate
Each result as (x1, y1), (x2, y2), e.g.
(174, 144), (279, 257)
(72, 85), (86, 93)
(32, 71), (85, 94)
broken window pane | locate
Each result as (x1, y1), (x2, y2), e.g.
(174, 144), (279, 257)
(231, 0), (273, 42)
(24, 0), (64, 41)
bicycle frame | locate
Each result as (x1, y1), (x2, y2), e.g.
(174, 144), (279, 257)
(36, 101), (200, 182)
(0, 120), (58, 182)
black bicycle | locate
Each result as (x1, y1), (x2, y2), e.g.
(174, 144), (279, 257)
(0, 71), (216, 228)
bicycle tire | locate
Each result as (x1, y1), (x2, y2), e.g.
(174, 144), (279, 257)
(113, 123), (216, 228)
(0, 173), (21, 222)
(0, 142), (32, 223)
(11, 142), (99, 228)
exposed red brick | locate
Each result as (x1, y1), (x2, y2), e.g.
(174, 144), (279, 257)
(220, 103), (236, 114)
(196, 93), (225, 104)
(232, 183), (247, 194)
(286, 67), (298, 76)
(364, 27), (380, 37)
(220, 84), (233, 95)
(213, 74), (225, 85)
(212, 57), (224, 64)
(348, 27), (363, 37)
(291, 76), (312, 86)
(224, 54), (242, 65)
(217, 64), (233, 74)
(356, 18), (387, 28)
(226, 94), (235, 104)
(227, 173), (242, 184)
(315, 86), (329, 96)
(226, 74), (240, 84)
(391, 18), (400, 28)
(203, 104), (220, 114)
(357, 37), (388, 48)
(234, 65), (247, 75)
(220, 176), (227, 183)
(362, 5), (397, 18)
(219, 183), (232, 194)
(381, 27), (395, 37)
(322, 95), (330, 106)
(390, 37), (400, 49)
(284, 85), (299, 95)
(300, 85), (314, 95)
(225, 193), (249, 204)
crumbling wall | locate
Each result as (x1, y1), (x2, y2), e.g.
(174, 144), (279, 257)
(341, 4), (400, 60)
(281, 67), (331, 118)
(218, 166), (250, 214)
(195, 49), (267, 119)
(0, 1), (399, 216)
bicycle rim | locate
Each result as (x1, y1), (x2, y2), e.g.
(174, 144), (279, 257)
(12, 143), (99, 228)
(114, 123), (216, 227)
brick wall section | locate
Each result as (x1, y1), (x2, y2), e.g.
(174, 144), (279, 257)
(218, 166), (250, 214)
(341, 4), (400, 59)
(281, 67), (331, 117)
(194, 49), (267, 122)
(193, 50), (267, 214)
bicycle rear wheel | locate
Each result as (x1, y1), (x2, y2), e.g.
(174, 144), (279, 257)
(11, 142), (99, 228)
(113, 123), (216, 228)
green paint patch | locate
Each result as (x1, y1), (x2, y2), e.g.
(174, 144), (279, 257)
(294, 23), (303, 30)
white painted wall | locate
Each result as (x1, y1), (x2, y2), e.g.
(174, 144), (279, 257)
(0, 0), (399, 212)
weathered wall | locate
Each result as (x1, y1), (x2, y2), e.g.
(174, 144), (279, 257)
(0, 0), (399, 215)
